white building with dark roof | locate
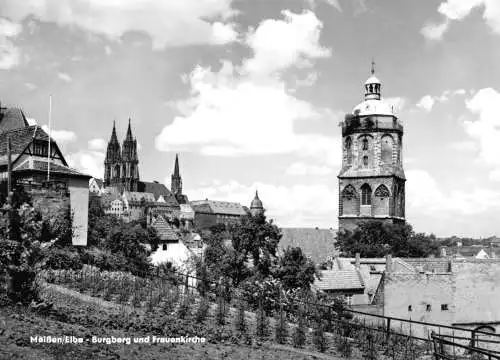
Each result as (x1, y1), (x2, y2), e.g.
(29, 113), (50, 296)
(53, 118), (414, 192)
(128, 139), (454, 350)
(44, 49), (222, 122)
(0, 106), (91, 246)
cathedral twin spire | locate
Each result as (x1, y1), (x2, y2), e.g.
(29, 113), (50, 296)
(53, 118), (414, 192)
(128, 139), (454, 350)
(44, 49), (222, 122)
(104, 119), (140, 192)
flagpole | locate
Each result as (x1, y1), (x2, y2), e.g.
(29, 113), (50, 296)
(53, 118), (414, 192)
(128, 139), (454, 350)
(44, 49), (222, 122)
(47, 95), (52, 182)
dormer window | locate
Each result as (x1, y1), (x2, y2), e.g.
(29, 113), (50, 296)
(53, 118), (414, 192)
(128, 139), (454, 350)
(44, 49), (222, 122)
(32, 140), (49, 157)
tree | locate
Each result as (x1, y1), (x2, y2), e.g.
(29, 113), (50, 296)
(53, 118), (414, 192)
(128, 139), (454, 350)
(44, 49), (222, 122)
(200, 214), (282, 288)
(274, 246), (318, 291)
(337, 221), (439, 258)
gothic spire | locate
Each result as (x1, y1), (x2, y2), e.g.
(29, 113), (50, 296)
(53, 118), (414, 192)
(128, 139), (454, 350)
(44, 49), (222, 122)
(174, 153), (180, 177)
(110, 119), (119, 144)
(125, 117), (133, 142)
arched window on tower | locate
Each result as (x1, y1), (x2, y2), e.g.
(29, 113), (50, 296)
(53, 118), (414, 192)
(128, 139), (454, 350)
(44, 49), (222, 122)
(381, 135), (394, 164)
(341, 184), (358, 215)
(345, 137), (353, 164)
(362, 138), (369, 151)
(361, 184), (372, 205)
(363, 155), (369, 167)
(374, 184), (390, 216)
(106, 166), (111, 180)
(114, 164), (120, 178)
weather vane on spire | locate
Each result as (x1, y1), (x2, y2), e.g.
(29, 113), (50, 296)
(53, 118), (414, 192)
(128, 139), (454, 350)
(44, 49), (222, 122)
(371, 58), (375, 75)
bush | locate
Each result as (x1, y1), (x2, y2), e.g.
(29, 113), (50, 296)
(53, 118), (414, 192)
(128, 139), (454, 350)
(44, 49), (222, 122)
(43, 248), (82, 271)
(195, 296), (210, 323)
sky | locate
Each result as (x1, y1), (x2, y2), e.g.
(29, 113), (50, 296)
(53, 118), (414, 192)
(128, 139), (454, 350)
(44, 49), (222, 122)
(1, 0), (500, 237)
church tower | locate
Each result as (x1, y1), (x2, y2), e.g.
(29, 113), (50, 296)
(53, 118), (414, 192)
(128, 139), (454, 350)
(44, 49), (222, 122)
(171, 154), (182, 196)
(104, 121), (123, 190)
(121, 118), (140, 192)
(338, 64), (406, 232)
(250, 190), (265, 216)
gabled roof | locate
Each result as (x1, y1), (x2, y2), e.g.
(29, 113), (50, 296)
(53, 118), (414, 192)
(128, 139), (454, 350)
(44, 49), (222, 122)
(13, 159), (89, 178)
(139, 181), (178, 205)
(0, 107), (29, 132)
(314, 269), (365, 291)
(90, 178), (104, 188)
(190, 199), (247, 216)
(151, 216), (179, 241)
(123, 191), (156, 203)
(0, 125), (67, 166)
(279, 227), (337, 265)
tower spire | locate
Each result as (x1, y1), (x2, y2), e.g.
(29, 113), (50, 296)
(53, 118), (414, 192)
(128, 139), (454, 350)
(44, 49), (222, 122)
(125, 117), (133, 141)
(174, 154), (180, 176)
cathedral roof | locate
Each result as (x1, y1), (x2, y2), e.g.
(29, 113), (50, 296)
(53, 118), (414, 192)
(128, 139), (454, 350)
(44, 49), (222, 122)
(139, 181), (178, 205)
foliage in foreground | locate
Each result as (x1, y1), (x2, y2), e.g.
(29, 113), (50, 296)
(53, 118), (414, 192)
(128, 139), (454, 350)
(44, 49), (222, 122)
(337, 221), (440, 258)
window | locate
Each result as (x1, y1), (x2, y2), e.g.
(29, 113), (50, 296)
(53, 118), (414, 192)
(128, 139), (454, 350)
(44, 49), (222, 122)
(408, 305), (412, 312)
(426, 304), (432, 312)
(381, 135), (393, 164)
(33, 141), (49, 157)
(361, 184), (372, 205)
(441, 304), (448, 311)
(345, 295), (353, 305)
(363, 155), (369, 167)
(345, 137), (353, 164)
(362, 138), (369, 151)
(370, 265), (376, 272)
(162, 243), (167, 251)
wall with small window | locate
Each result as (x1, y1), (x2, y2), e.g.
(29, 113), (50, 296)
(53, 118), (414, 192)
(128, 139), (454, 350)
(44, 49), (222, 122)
(384, 272), (455, 338)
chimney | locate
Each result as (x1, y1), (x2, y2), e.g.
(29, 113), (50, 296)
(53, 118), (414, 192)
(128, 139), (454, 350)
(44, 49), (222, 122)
(386, 254), (392, 275)
(355, 253), (361, 269)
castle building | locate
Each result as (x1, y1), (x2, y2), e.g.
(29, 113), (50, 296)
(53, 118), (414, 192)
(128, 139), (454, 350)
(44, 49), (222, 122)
(338, 65), (405, 232)
(104, 119), (139, 192)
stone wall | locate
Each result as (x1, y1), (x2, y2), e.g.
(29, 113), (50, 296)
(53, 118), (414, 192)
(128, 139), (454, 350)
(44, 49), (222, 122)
(452, 259), (500, 325)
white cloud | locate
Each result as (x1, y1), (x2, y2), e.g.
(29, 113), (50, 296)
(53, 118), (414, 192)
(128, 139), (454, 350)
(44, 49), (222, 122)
(67, 151), (104, 179)
(0, 0), (237, 49)
(292, 71), (319, 89)
(407, 169), (500, 215)
(416, 95), (435, 112)
(285, 162), (333, 176)
(211, 22), (238, 44)
(463, 88), (500, 169)
(187, 180), (338, 228)
(156, 11), (339, 166)
(489, 169), (500, 182)
(243, 10), (331, 77)
(88, 138), (107, 151)
(423, 0), (500, 40)
(24, 82), (37, 90)
(0, 18), (22, 69)
(416, 89), (466, 111)
(449, 140), (478, 152)
(305, 0), (342, 12)
(41, 125), (77, 143)
(57, 72), (72, 82)
(421, 21), (450, 40)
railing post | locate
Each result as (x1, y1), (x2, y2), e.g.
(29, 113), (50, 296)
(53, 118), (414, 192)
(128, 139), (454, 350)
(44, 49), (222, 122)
(386, 317), (391, 342)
